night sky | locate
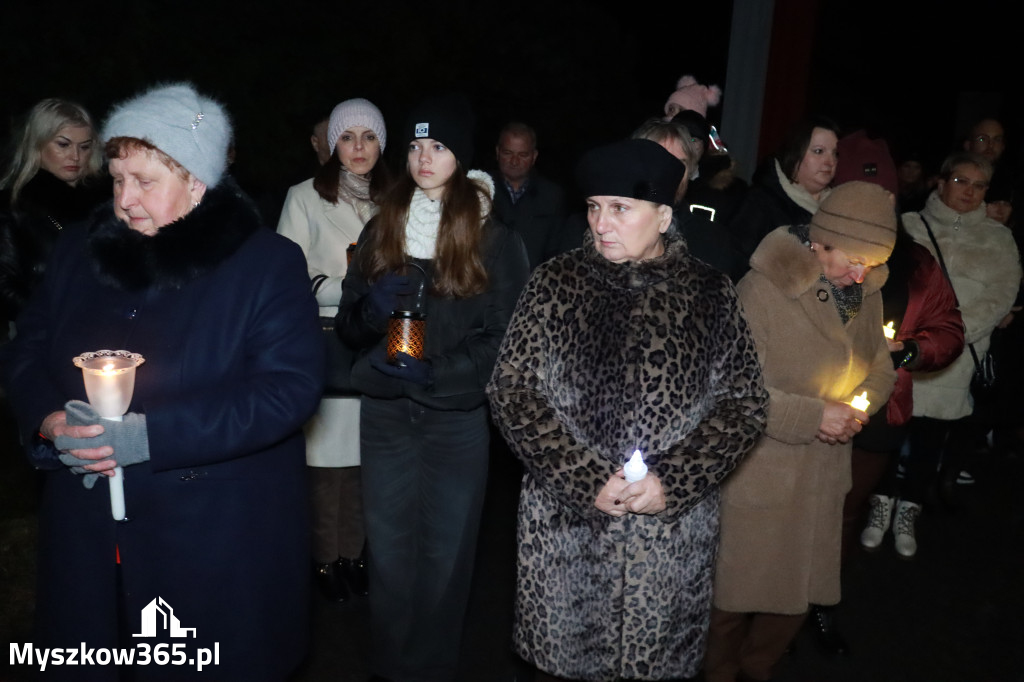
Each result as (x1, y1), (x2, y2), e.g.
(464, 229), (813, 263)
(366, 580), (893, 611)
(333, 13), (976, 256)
(2, 0), (1018, 205)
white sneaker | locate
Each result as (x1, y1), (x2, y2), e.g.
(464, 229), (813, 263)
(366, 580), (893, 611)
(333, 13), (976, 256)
(893, 500), (922, 558)
(861, 495), (893, 550)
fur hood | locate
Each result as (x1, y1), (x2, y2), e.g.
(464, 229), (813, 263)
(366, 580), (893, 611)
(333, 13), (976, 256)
(748, 225), (888, 300)
(88, 180), (261, 291)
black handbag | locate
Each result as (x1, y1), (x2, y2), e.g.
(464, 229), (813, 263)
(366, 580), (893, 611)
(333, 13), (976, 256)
(919, 214), (996, 402)
(320, 316), (356, 396)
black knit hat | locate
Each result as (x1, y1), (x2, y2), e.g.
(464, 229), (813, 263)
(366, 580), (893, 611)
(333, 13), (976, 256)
(671, 109), (711, 148)
(576, 138), (686, 206)
(405, 94), (475, 167)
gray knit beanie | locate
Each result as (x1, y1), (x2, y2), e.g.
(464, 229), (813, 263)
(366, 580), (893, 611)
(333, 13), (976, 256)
(809, 181), (897, 263)
(102, 82), (232, 187)
(327, 98), (387, 154)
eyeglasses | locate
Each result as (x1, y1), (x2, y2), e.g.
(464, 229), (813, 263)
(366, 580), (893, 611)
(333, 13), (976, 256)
(951, 176), (990, 191)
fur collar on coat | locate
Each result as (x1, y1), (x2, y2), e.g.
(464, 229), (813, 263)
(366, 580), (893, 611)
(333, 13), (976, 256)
(748, 225), (888, 300)
(580, 226), (690, 290)
(88, 181), (261, 291)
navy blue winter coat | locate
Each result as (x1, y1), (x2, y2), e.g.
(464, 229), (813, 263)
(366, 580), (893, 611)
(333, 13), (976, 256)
(1, 183), (323, 681)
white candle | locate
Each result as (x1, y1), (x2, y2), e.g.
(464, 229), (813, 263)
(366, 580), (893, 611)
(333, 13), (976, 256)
(73, 350), (144, 522)
(624, 449), (648, 483)
(883, 321), (896, 340)
(850, 391), (870, 411)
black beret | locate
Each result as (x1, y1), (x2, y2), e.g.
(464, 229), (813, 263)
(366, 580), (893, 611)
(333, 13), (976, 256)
(576, 138), (685, 206)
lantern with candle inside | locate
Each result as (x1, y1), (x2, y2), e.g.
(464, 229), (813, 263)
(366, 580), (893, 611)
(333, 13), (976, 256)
(882, 321), (896, 340)
(72, 350), (145, 521)
(386, 262), (428, 367)
(849, 391), (870, 412)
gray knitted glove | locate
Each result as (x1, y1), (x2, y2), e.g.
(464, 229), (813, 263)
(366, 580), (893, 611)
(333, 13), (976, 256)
(54, 400), (151, 469)
(56, 452), (102, 488)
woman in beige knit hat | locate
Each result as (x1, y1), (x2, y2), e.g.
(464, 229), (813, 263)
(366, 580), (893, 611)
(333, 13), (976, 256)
(704, 181), (898, 682)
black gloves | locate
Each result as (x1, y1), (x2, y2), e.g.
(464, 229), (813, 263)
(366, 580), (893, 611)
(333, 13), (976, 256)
(368, 346), (434, 387)
(365, 273), (417, 322)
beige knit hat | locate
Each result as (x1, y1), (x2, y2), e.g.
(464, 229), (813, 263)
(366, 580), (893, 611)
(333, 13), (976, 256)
(809, 181), (897, 263)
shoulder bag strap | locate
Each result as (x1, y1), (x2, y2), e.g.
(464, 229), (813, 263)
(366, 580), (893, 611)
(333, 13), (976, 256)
(917, 213), (984, 370)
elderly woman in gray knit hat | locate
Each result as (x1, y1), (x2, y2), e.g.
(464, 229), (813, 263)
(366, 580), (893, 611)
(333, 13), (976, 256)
(0, 82), (323, 681)
(704, 181), (898, 682)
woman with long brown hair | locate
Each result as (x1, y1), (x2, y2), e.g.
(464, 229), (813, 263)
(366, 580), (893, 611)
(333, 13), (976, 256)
(336, 95), (529, 682)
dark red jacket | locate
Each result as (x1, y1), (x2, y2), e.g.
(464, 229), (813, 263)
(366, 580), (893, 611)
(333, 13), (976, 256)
(888, 242), (964, 425)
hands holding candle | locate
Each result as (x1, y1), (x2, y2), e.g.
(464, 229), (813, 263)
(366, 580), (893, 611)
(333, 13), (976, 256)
(817, 397), (869, 445)
(595, 450), (666, 516)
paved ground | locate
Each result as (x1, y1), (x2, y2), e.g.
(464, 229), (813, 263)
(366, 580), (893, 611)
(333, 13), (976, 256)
(3, 400), (1022, 681)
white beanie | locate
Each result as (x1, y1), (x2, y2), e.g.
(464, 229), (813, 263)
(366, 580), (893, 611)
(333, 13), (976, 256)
(102, 82), (232, 187)
(327, 98), (387, 154)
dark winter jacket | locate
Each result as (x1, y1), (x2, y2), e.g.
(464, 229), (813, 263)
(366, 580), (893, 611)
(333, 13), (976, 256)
(490, 171), (567, 270)
(0, 182), (323, 681)
(0, 169), (107, 324)
(728, 159), (829, 265)
(337, 217), (529, 411)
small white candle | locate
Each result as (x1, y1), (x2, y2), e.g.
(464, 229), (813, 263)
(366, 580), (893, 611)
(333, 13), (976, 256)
(624, 449), (648, 483)
(850, 391), (870, 411)
(882, 321), (896, 340)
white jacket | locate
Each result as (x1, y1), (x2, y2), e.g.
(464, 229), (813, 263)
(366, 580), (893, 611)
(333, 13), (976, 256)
(277, 177), (375, 466)
(903, 191), (1021, 419)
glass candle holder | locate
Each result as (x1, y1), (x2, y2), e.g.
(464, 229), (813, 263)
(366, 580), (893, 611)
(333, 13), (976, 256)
(72, 350), (146, 419)
(386, 311), (426, 366)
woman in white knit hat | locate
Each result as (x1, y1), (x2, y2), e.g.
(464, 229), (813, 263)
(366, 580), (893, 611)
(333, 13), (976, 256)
(278, 97), (391, 603)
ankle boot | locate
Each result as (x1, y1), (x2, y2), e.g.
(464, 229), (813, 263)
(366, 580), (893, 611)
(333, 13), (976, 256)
(860, 494), (893, 550)
(314, 560), (350, 602)
(893, 500), (921, 558)
(808, 603), (848, 655)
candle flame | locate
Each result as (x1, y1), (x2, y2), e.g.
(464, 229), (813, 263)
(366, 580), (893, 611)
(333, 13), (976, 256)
(850, 391), (870, 411)
(883, 321), (895, 340)
(102, 362), (115, 373)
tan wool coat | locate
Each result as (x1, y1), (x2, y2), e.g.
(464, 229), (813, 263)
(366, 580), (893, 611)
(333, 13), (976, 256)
(714, 227), (896, 614)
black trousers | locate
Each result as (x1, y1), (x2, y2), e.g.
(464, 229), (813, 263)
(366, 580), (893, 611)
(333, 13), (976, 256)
(361, 396), (489, 682)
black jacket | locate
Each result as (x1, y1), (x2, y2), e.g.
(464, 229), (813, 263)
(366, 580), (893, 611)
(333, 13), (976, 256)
(337, 217), (529, 411)
(490, 171), (567, 270)
(0, 170), (107, 323)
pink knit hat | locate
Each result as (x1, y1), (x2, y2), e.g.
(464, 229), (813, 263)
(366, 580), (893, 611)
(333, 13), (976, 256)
(327, 98), (386, 153)
(663, 75), (722, 118)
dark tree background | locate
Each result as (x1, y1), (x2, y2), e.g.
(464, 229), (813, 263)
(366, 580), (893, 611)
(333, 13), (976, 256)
(2, 0), (1018, 211)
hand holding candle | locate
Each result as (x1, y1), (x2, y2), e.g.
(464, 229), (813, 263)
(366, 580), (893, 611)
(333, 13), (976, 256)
(624, 449), (648, 483)
(849, 391), (870, 412)
(72, 350), (145, 521)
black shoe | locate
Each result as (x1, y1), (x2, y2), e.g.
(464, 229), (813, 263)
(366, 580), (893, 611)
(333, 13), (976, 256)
(809, 604), (848, 655)
(314, 561), (350, 603)
(337, 556), (369, 596)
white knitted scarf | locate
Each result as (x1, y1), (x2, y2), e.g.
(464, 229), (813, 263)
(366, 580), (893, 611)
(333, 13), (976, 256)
(403, 170), (494, 259)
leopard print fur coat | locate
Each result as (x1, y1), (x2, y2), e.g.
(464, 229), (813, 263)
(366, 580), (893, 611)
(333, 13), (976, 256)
(487, 231), (767, 680)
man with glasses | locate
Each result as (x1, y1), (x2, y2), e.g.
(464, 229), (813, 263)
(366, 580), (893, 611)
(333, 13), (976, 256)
(962, 118), (1006, 164)
(896, 153), (1020, 555)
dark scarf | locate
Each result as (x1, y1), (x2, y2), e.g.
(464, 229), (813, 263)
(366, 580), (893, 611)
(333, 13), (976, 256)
(88, 180), (261, 292)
